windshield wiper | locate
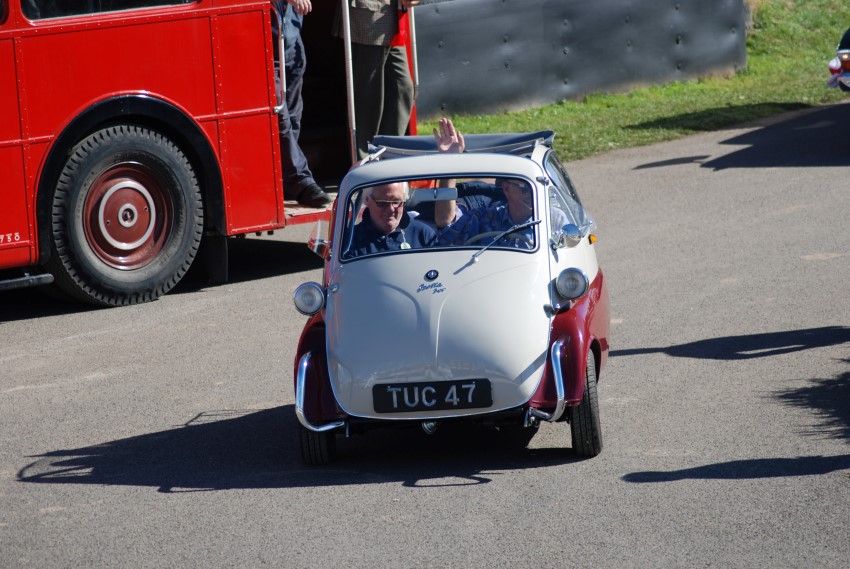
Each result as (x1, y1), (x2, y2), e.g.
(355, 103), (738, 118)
(471, 219), (541, 262)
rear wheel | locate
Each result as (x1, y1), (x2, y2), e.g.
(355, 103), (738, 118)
(298, 425), (336, 465)
(568, 351), (603, 457)
(46, 125), (203, 306)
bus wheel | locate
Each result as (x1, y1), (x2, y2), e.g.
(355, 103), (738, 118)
(47, 125), (203, 306)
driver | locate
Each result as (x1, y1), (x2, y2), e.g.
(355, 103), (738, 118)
(348, 182), (437, 256)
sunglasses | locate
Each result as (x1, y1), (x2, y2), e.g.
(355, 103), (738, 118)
(503, 180), (532, 194)
(371, 199), (405, 209)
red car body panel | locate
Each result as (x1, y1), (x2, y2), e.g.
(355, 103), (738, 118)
(529, 269), (611, 412)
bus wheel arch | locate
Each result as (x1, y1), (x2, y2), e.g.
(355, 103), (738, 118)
(36, 95), (226, 268)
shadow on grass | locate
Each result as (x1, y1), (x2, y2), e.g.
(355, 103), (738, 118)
(627, 102), (812, 133)
(17, 406), (576, 492)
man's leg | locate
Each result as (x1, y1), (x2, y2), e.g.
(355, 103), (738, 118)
(378, 45), (414, 137)
(351, 43), (389, 160)
(278, 8), (330, 206)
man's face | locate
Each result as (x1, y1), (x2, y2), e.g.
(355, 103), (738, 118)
(501, 179), (533, 222)
(367, 183), (406, 235)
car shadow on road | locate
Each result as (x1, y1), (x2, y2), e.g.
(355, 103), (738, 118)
(630, 102), (850, 170)
(16, 406), (578, 493)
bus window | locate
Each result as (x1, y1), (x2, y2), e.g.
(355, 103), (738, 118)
(22, 0), (195, 20)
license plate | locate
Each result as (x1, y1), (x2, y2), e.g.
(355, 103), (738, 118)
(373, 379), (492, 413)
(840, 75), (850, 88)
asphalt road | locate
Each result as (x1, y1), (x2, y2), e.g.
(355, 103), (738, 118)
(2, 104), (849, 568)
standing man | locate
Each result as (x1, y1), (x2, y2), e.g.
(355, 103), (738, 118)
(338, 0), (419, 159)
(272, 0), (334, 207)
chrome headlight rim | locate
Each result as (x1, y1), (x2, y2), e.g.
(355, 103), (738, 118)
(293, 282), (326, 315)
(555, 268), (589, 300)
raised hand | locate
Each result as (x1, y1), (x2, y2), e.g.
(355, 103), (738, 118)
(433, 118), (465, 154)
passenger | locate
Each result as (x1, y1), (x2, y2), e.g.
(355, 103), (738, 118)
(432, 118), (566, 248)
(431, 119), (531, 247)
(348, 182), (437, 256)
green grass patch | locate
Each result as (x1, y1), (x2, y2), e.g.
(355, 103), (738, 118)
(419, 0), (850, 161)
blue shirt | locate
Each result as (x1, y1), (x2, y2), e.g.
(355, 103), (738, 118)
(347, 211), (437, 258)
(438, 204), (535, 249)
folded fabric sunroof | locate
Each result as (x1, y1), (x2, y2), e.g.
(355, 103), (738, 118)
(370, 131), (555, 158)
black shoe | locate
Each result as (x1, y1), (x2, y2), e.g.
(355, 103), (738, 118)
(297, 184), (333, 207)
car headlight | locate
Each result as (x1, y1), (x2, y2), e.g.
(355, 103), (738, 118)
(555, 268), (589, 300)
(293, 282), (325, 315)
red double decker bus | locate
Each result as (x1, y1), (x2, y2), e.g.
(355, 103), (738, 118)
(0, 0), (416, 306)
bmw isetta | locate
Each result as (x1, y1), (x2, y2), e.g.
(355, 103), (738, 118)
(292, 131), (610, 465)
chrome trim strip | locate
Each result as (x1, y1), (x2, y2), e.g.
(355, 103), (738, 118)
(295, 352), (346, 433)
(527, 336), (567, 423)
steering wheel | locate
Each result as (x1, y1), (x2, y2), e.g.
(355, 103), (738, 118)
(463, 230), (533, 246)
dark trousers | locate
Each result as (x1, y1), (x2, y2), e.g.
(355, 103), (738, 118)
(352, 43), (414, 160)
(276, 7), (316, 199)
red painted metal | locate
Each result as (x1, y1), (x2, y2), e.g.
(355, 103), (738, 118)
(294, 314), (346, 424)
(529, 268), (611, 411)
(0, 0), (420, 288)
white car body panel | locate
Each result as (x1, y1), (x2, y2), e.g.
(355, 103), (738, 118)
(326, 249), (552, 419)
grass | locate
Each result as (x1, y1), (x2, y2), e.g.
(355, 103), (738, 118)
(419, 0), (850, 161)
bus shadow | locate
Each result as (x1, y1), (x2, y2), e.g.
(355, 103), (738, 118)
(176, 236), (323, 292)
(17, 406), (574, 493)
(0, 237), (323, 321)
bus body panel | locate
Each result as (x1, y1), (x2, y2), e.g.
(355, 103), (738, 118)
(0, 37), (32, 269)
(0, 0), (416, 299)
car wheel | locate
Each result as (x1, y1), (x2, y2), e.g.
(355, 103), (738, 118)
(298, 425), (336, 465)
(46, 125), (203, 306)
(568, 351), (603, 457)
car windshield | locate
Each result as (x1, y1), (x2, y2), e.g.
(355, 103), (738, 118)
(338, 176), (542, 261)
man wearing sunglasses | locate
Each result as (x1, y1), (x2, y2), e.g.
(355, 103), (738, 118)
(348, 182), (437, 257)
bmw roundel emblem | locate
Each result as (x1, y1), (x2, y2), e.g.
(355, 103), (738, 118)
(425, 270), (439, 281)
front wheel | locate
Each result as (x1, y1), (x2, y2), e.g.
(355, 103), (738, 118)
(568, 351), (603, 457)
(298, 425), (337, 465)
(46, 125), (203, 306)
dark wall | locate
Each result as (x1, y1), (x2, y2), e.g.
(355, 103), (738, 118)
(412, 0), (747, 118)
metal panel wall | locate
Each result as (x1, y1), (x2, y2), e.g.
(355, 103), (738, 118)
(413, 0), (747, 118)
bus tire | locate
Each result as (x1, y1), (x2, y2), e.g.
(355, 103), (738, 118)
(46, 125), (203, 306)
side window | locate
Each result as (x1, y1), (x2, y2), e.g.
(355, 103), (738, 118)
(544, 151), (588, 238)
(23, 0), (194, 20)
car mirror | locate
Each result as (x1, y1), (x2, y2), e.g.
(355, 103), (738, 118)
(408, 186), (458, 207)
(307, 221), (331, 260)
(552, 223), (582, 249)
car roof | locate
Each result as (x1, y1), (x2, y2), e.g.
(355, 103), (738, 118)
(340, 152), (547, 197)
(369, 131), (555, 159)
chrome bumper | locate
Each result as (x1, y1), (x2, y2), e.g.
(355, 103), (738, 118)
(295, 352), (346, 433)
(526, 336), (568, 424)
